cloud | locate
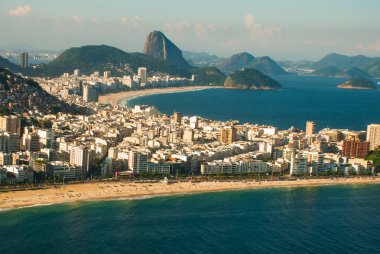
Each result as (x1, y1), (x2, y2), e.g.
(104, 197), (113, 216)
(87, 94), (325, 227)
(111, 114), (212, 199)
(354, 40), (380, 53)
(72, 15), (83, 25)
(8, 5), (32, 16)
(244, 14), (280, 44)
(121, 16), (142, 28)
(303, 38), (333, 47)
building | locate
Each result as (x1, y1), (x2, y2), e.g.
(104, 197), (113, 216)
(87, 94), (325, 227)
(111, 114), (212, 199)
(367, 124), (380, 150)
(342, 140), (370, 158)
(128, 151), (148, 174)
(69, 146), (94, 178)
(73, 69), (81, 76)
(172, 112), (182, 125)
(219, 127), (237, 144)
(137, 67), (147, 84)
(83, 84), (98, 102)
(103, 71), (111, 78)
(0, 132), (20, 153)
(19, 52), (28, 68)
(22, 133), (40, 152)
(305, 121), (315, 136)
(0, 115), (22, 136)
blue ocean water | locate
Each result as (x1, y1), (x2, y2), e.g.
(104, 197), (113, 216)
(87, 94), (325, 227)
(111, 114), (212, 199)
(1, 184), (380, 253)
(127, 75), (380, 131)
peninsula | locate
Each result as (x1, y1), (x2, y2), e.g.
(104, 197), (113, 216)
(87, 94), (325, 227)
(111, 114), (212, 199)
(337, 78), (377, 90)
(224, 68), (282, 90)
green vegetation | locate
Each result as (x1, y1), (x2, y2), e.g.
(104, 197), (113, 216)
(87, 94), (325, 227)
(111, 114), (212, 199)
(338, 78), (377, 89)
(191, 67), (226, 85)
(313, 66), (372, 78)
(224, 68), (282, 90)
(244, 56), (288, 75)
(37, 45), (192, 78)
(366, 149), (380, 170)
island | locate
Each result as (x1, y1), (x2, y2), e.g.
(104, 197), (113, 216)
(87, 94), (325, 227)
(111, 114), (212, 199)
(224, 68), (282, 90)
(337, 78), (377, 90)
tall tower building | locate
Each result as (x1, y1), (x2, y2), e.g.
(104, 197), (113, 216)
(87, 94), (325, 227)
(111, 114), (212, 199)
(137, 67), (147, 84)
(128, 151), (148, 174)
(0, 115), (22, 136)
(103, 71), (111, 78)
(172, 112), (182, 125)
(83, 84), (98, 102)
(219, 126), (237, 145)
(367, 124), (380, 150)
(19, 52), (28, 68)
(305, 121), (315, 136)
(73, 69), (81, 76)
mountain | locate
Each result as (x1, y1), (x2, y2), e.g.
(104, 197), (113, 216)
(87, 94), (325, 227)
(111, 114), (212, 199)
(182, 51), (225, 67)
(245, 56), (288, 75)
(313, 53), (379, 70)
(0, 68), (83, 114)
(37, 45), (191, 77)
(0, 56), (22, 73)
(192, 67), (226, 86)
(218, 52), (255, 72)
(337, 78), (377, 90)
(224, 68), (282, 90)
(312, 53), (380, 77)
(363, 59), (380, 78)
(143, 31), (190, 68)
(312, 66), (372, 78)
(218, 53), (288, 76)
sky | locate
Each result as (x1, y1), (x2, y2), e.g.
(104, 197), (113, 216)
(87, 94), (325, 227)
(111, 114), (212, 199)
(1, 0), (380, 60)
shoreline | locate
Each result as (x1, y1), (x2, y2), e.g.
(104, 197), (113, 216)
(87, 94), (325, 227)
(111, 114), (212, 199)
(98, 86), (224, 107)
(1, 178), (380, 211)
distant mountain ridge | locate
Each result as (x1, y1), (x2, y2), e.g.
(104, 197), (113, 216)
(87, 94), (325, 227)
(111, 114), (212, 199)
(143, 31), (190, 68)
(313, 66), (372, 79)
(313, 53), (380, 78)
(218, 52), (288, 76)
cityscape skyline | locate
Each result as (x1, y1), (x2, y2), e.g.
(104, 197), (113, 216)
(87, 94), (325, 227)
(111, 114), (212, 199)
(1, 0), (380, 60)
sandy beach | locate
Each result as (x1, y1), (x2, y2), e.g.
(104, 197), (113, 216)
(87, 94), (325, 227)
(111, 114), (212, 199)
(98, 86), (223, 107)
(1, 178), (380, 210)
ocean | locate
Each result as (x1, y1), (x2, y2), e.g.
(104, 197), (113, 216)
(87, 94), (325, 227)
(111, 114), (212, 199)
(1, 184), (380, 253)
(127, 75), (380, 131)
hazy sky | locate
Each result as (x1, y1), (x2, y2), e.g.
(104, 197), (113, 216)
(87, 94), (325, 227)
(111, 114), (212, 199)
(1, 0), (380, 60)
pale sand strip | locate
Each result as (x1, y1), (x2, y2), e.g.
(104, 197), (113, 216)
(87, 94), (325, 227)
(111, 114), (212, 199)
(1, 178), (380, 210)
(98, 86), (223, 107)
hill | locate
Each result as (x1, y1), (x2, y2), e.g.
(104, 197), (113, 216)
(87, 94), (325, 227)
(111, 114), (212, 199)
(36, 45), (191, 77)
(143, 31), (190, 68)
(312, 66), (372, 78)
(313, 53), (380, 77)
(218, 53), (288, 76)
(0, 68), (83, 114)
(337, 78), (377, 90)
(224, 68), (282, 90)
(0, 56), (23, 74)
(192, 67), (226, 86)
(245, 56), (288, 75)
(218, 52), (255, 72)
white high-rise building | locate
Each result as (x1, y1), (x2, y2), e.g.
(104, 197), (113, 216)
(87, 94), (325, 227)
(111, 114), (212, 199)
(367, 124), (380, 150)
(128, 151), (148, 174)
(73, 69), (81, 76)
(138, 67), (147, 84)
(69, 146), (94, 178)
(83, 84), (97, 102)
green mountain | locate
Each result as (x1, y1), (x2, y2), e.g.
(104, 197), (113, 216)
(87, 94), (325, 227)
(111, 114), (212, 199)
(363, 59), (380, 78)
(337, 78), (377, 90)
(36, 45), (191, 77)
(143, 31), (190, 68)
(224, 68), (282, 90)
(192, 67), (226, 85)
(218, 53), (288, 76)
(218, 52), (255, 72)
(312, 66), (372, 78)
(245, 56), (288, 75)
(313, 53), (380, 77)
(0, 56), (22, 73)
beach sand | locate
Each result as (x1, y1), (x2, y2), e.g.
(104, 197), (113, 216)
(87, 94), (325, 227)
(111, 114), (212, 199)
(98, 86), (223, 107)
(1, 178), (380, 210)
